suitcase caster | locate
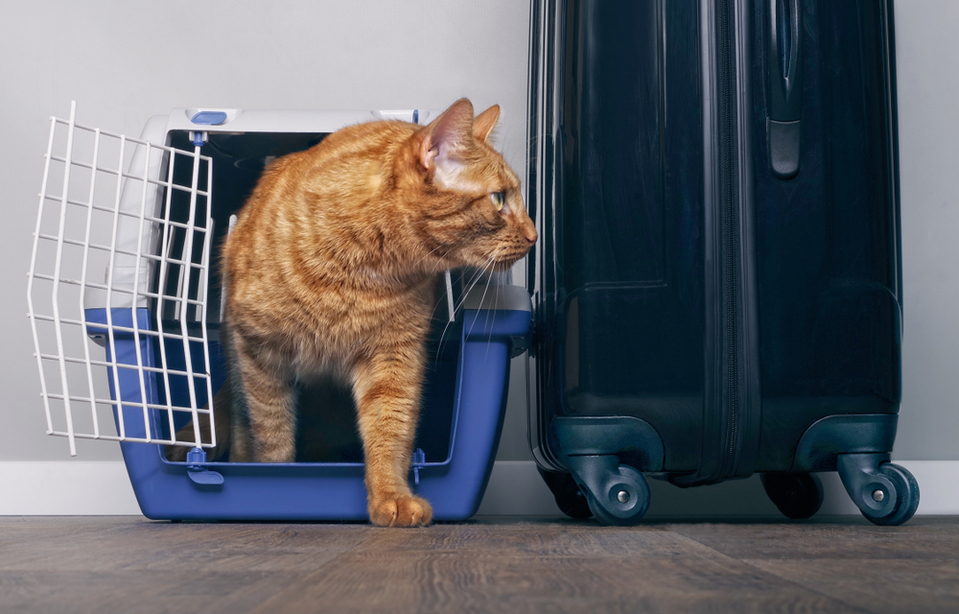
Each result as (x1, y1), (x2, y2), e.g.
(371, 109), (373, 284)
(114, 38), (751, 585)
(538, 468), (593, 520)
(760, 472), (824, 520)
(837, 454), (920, 526)
(566, 455), (650, 526)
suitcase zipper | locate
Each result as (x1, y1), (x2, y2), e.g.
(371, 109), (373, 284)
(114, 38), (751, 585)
(673, 0), (755, 487)
(717, 0), (743, 480)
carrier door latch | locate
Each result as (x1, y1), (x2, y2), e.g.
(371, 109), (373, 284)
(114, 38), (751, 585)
(185, 447), (225, 486)
(410, 448), (427, 487)
(189, 110), (228, 147)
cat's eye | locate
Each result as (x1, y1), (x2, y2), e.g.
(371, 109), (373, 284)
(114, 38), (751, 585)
(490, 191), (506, 212)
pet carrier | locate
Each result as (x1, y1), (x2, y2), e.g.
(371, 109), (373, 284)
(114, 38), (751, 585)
(27, 102), (530, 521)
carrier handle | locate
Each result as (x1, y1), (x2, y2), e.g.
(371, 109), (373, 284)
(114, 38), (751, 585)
(767, 0), (803, 179)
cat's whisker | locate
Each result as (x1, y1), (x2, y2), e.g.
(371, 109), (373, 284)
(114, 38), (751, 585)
(487, 257), (507, 358)
(434, 321), (453, 370)
(429, 255), (454, 276)
(454, 265), (490, 315)
(484, 280), (499, 361)
(433, 277), (458, 369)
(452, 266), (487, 342)
(489, 279), (506, 358)
(435, 265), (486, 363)
(435, 267), (495, 369)
(413, 243), (450, 271)
(427, 271), (454, 324)
(465, 251), (501, 342)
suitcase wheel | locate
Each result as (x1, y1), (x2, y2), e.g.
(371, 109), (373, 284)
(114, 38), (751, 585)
(537, 468), (593, 520)
(565, 455), (650, 526)
(837, 455), (921, 526)
(760, 473), (824, 520)
(859, 463), (920, 526)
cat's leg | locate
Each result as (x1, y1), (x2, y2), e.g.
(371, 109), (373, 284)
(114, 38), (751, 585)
(352, 350), (433, 527)
(232, 340), (297, 463)
(228, 375), (254, 463)
(165, 381), (233, 462)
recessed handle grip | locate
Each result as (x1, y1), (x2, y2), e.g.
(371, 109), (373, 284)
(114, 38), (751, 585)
(767, 0), (803, 179)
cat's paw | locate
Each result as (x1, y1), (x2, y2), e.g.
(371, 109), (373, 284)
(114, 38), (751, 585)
(369, 494), (433, 527)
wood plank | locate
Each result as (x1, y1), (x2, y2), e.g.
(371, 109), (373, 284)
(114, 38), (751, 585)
(0, 570), (298, 614)
(0, 517), (955, 614)
(0, 518), (370, 573)
(666, 517), (959, 560)
(747, 559), (959, 614)
(250, 520), (865, 614)
(251, 553), (866, 614)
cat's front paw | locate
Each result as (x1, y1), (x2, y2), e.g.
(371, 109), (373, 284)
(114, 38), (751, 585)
(369, 494), (433, 527)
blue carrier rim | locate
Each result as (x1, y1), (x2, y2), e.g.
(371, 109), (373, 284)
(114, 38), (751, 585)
(86, 306), (529, 521)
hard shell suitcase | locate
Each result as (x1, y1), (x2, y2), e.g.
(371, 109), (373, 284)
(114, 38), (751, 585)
(526, 0), (919, 525)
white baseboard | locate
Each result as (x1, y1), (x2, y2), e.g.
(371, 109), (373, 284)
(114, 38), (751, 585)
(0, 461), (141, 515)
(1, 460), (955, 517)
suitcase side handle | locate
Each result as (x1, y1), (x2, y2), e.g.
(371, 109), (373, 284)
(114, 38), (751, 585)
(767, 0), (804, 179)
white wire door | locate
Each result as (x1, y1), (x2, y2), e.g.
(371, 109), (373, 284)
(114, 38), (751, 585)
(27, 102), (218, 456)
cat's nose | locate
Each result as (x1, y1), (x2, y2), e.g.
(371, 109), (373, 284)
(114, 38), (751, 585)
(524, 225), (538, 245)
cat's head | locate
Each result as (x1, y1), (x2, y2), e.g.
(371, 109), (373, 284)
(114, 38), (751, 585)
(401, 98), (537, 273)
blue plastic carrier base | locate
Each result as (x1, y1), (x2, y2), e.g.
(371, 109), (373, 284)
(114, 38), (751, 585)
(86, 303), (528, 522)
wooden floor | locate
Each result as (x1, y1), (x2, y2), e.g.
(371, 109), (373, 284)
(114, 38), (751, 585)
(1, 516), (957, 614)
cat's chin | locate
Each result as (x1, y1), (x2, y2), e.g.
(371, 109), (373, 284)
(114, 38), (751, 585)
(452, 257), (520, 273)
(492, 252), (532, 271)
(491, 260), (519, 272)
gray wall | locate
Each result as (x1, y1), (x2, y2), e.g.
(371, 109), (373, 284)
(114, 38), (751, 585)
(1, 1), (956, 470)
(893, 0), (959, 460)
(0, 0), (532, 462)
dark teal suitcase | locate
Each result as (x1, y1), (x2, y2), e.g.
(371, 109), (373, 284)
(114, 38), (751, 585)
(526, 0), (918, 525)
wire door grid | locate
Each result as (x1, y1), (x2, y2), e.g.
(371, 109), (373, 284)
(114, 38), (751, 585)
(27, 102), (218, 456)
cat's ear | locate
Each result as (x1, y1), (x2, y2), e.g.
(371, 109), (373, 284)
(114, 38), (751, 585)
(419, 98), (475, 171)
(473, 105), (500, 143)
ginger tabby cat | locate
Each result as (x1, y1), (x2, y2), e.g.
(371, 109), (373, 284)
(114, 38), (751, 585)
(168, 99), (537, 527)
